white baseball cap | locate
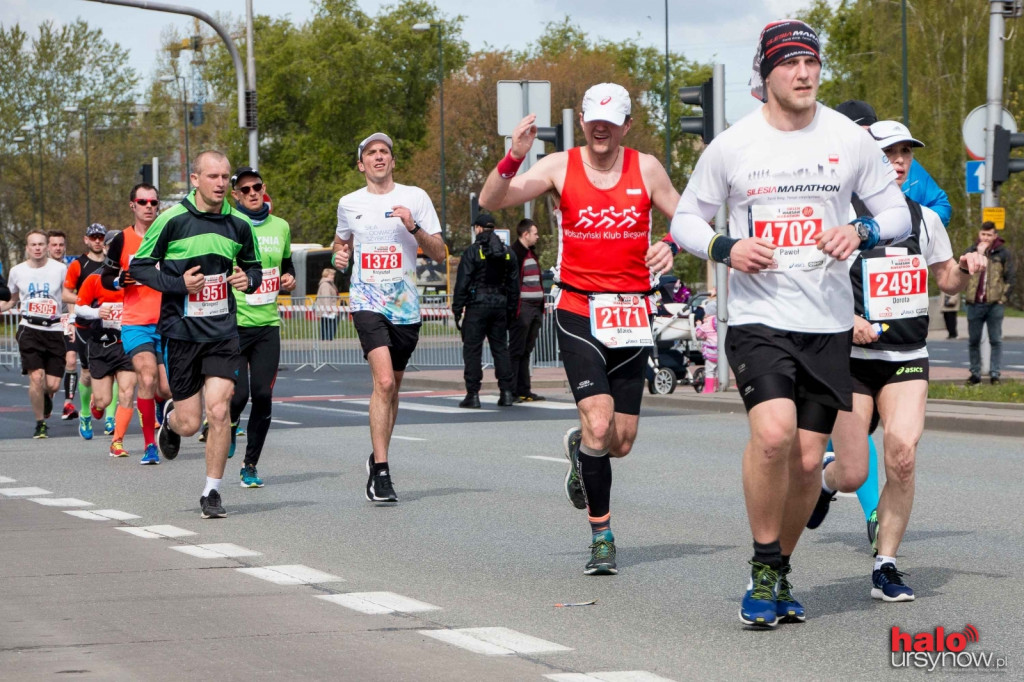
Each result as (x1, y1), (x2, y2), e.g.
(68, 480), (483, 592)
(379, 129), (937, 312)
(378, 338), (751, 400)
(581, 83), (631, 126)
(357, 132), (394, 159)
(869, 120), (924, 150)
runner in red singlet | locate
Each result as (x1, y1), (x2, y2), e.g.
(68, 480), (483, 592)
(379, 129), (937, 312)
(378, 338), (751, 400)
(479, 83), (678, 575)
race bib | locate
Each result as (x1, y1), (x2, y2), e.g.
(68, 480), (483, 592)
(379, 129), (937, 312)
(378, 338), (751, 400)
(23, 297), (59, 320)
(589, 294), (653, 348)
(245, 266), (280, 305)
(60, 313), (73, 336)
(862, 255), (929, 320)
(359, 243), (403, 285)
(184, 273), (230, 318)
(102, 303), (124, 330)
(751, 203), (826, 272)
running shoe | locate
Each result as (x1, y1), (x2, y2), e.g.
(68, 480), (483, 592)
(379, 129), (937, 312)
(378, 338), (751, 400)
(775, 564), (806, 623)
(584, 530), (617, 575)
(240, 465), (264, 488)
(740, 560), (780, 627)
(139, 444), (159, 465)
(109, 440), (129, 457)
(200, 489), (227, 519)
(365, 453), (397, 502)
(155, 400), (165, 427)
(228, 424), (237, 459)
(806, 453), (837, 529)
(236, 424), (246, 437)
(562, 426), (587, 510)
(515, 392), (546, 403)
(33, 421), (48, 439)
(157, 400), (180, 460)
(103, 416), (115, 436)
(198, 420), (208, 442)
(867, 509), (879, 554)
(61, 401), (78, 420)
(43, 393), (53, 419)
(79, 414), (93, 440)
(871, 562), (914, 602)
(91, 402), (103, 420)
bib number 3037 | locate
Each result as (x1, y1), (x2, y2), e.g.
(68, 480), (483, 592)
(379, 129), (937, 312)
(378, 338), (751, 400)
(245, 266), (280, 305)
(862, 255), (928, 320)
(589, 294), (653, 348)
(185, 273), (230, 318)
(750, 203), (825, 272)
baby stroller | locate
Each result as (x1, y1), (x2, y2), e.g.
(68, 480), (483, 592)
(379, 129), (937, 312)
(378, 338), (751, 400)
(646, 276), (705, 395)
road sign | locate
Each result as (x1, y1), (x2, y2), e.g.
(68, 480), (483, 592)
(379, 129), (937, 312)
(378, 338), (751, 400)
(967, 161), (986, 194)
(963, 105), (1018, 160)
(497, 81), (551, 136)
(983, 206), (1006, 230)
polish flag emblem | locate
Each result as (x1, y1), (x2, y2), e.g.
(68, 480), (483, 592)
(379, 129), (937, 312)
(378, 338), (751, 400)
(828, 154), (840, 164)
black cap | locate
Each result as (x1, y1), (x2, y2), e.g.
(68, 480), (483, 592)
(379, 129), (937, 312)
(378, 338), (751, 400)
(473, 213), (496, 228)
(835, 100), (877, 126)
(230, 166), (262, 188)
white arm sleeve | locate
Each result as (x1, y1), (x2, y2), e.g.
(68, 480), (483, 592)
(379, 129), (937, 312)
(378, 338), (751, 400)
(74, 304), (100, 320)
(861, 181), (912, 245)
(670, 187), (721, 260)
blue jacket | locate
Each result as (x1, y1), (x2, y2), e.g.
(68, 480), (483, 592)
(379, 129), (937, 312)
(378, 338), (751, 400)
(903, 159), (951, 226)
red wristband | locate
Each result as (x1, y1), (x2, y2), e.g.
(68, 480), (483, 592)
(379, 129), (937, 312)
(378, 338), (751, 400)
(497, 151), (524, 179)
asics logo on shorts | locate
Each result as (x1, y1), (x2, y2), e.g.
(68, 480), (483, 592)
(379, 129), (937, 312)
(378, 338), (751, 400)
(896, 366), (923, 375)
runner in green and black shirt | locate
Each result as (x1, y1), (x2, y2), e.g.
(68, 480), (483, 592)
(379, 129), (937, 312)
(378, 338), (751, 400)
(131, 150), (262, 519)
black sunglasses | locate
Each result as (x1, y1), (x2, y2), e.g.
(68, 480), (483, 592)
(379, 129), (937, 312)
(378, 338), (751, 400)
(236, 182), (264, 195)
(133, 199), (159, 207)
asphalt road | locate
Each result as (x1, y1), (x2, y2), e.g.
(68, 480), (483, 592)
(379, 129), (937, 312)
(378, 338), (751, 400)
(1, 367), (1021, 680)
(927, 338), (1024, 373)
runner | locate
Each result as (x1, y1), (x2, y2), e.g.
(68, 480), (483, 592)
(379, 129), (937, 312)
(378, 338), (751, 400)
(807, 121), (986, 602)
(479, 83), (678, 575)
(47, 229), (80, 421)
(1, 230), (67, 438)
(332, 132), (446, 503)
(131, 150), (263, 518)
(102, 183), (170, 463)
(669, 20), (912, 626)
(228, 166), (297, 487)
(73, 231), (145, 461)
(63, 223), (110, 439)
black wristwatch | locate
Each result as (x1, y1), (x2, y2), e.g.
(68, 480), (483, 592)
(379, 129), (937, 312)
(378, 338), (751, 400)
(409, 223), (422, 235)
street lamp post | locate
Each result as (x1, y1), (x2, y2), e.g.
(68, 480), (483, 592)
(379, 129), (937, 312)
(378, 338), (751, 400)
(64, 106), (92, 225)
(412, 21), (446, 239)
(161, 74), (190, 183)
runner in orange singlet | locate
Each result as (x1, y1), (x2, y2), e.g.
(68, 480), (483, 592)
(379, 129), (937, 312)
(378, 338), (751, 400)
(479, 83), (678, 575)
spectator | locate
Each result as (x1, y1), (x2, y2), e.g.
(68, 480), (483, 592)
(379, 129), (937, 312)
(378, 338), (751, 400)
(964, 221), (1015, 384)
(316, 268), (339, 341)
(509, 218), (545, 402)
(940, 292), (960, 339)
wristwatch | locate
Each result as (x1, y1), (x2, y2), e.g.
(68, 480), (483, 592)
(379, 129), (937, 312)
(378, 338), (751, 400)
(410, 223), (422, 235)
(854, 221), (871, 243)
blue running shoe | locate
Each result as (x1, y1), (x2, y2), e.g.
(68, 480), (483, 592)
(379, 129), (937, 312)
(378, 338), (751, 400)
(806, 453), (837, 529)
(240, 465), (264, 488)
(871, 562), (915, 602)
(236, 424), (246, 437)
(584, 530), (617, 575)
(740, 560), (779, 627)
(228, 423), (237, 459)
(103, 416), (115, 436)
(140, 444), (160, 465)
(79, 414), (93, 440)
(775, 564), (806, 623)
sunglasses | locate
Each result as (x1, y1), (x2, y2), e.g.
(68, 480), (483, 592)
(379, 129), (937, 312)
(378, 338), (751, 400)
(133, 199), (159, 207)
(236, 183), (264, 195)
(86, 234), (105, 240)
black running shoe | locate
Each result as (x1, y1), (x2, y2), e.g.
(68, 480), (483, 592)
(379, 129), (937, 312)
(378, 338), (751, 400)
(200, 489), (227, 518)
(806, 453), (836, 529)
(32, 421), (48, 439)
(43, 393), (53, 420)
(157, 399), (180, 460)
(365, 453), (397, 502)
(562, 427), (587, 510)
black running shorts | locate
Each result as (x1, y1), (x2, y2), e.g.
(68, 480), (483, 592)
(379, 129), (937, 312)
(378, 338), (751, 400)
(164, 337), (240, 401)
(73, 333), (90, 370)
(850, 356), (929, 396)
(352, 311), (421, 372)
(87, 338), (134, 380)
(555, 309), (649, 416)
(727, 323), (853, 413)
(16, 326), (67, 377)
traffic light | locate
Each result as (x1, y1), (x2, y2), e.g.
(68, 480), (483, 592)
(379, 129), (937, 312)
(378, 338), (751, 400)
(679, 78), (714, 144)
(469, 192), (480, 225)
(991, 124), (1024, 191)
(140, 163), (153, 185)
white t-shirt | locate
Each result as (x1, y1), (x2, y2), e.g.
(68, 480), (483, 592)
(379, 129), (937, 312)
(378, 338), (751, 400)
(850, 203), (952, 362)
(336, 183), (442, 325)
(7, 259), (67, 332)
(684, 103), (897, 333)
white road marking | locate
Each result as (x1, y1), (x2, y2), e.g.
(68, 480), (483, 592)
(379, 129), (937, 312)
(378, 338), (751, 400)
(276, 402), (368, 417)
(170, 543), (261, 559)
(0, 476), (17, 483)
(546, 672), (677, 682)
(93, 509), (141, 520)
(317, 591), (441, 614)
(836, 492), (857, 499)
(236, 564), (344, 585)
(526, 456), (569, 464)
(392, 435), (427, 442)
(64, 510), (110, 520)
(29, 497), (93, 507)
(440, 396), (576, 410)
(345, 399), (495, 414)
(270, 419), (302, 425)
(0, 487), (52, 497)
(419, 627), (571, 655)
(930, 359), (952, 364)
(4, 382), (22, 387)
(140, 525), (197, 538)
(117, 527), (163, 539)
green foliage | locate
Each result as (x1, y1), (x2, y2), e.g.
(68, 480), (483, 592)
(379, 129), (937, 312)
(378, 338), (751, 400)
(929, 379), (1024, 403)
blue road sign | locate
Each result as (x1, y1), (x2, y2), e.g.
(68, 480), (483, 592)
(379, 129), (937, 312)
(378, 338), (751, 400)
(967, 160), (985, 194)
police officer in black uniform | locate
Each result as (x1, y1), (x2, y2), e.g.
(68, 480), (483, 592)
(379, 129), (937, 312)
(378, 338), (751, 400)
(452, 213), (519, 408)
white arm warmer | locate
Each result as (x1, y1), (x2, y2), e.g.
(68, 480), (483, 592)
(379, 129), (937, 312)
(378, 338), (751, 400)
(74, 304), (100, 320)
(861, 182), (912, 245)
(670, 187), (721, 260)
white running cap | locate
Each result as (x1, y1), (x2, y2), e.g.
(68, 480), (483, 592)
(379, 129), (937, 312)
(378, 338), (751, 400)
(357, 132), (394, 159)
(581, 83), (631, 126)
(869, 120), (924, 150)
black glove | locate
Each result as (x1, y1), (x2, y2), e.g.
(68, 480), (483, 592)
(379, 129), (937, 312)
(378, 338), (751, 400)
(453, 310), (462, 331)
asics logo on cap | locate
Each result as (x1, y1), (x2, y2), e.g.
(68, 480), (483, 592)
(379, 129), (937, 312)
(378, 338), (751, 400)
(600, 96), (612, 105)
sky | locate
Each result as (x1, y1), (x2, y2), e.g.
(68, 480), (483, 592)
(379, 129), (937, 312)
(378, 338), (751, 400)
(1, 0), (829, 122)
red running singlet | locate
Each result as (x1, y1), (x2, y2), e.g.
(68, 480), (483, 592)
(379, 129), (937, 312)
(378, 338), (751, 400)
(554, 146), (653, 317)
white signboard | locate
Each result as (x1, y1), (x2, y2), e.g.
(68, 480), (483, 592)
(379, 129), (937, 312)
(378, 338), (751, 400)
(497, 80), (551, 136)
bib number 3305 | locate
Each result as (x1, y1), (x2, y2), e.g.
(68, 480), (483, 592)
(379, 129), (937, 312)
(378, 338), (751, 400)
(185, 273), (229, 317)
(589, 294), (653, 348)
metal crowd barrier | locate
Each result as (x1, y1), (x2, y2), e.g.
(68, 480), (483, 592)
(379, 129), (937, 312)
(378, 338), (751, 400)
(1, 312), (20, 370)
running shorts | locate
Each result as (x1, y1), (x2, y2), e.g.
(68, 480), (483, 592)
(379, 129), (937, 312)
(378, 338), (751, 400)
(850, 357), (929, 397)
(555, 309), (649, 416)
(352, 311), (421, 372)
(122, 324), (164, 361)
(17, 326), (67, 377)
(163, 337), (240, 401)
(87, 337), (134, 380)
(73, 333), (90, 370)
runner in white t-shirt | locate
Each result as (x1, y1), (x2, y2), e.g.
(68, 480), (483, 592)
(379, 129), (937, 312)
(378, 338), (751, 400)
(0, 230), (68, 438)
(806, 121), (987, 603)
(332, 132), (446, 504)
(670, 20), (913, 628)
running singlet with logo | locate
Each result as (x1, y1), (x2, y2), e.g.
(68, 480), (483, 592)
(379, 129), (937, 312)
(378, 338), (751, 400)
(7, 260), (66, 332)
(107, 227), (163, 327)
(685, 104), (896, 333)
(336, 183), (441, 325)
(553, 146), (653, 317)
(234, 214), (292, 328)
(65, 255), (105, 330)
(76, 272), (125, 338)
